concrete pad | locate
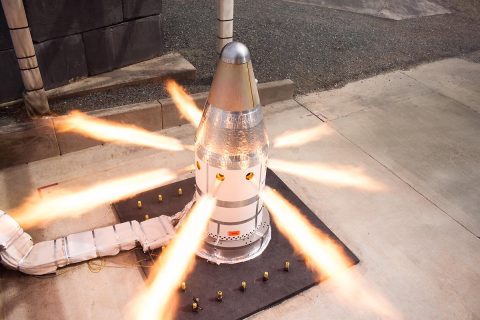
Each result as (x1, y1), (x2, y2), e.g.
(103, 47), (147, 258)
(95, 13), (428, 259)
(0, 119), (60, 169)
(46, 53), (196, 100)
(296, 71), (432, 121)
(284, 0), (449, 20)
(402, 58), (480, 113)
(253, 101), (480, 320)
(310, 63), (480, 236)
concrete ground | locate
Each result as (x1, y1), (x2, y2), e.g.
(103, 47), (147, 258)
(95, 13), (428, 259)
(1, 57), (480, 319)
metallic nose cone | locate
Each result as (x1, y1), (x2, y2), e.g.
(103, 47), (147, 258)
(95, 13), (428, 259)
(195, 42), (271, 264)
(207, 42), (260, 112)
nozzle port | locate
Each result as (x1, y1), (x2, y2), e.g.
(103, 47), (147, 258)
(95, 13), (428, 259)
(216, 173), (225, 181)
(196, 161), (201, 170)
(246, 172), (254, 180)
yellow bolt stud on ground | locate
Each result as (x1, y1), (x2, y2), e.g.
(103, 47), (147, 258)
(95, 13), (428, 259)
(144, 214), (150, 220)
(241, 281), (247, 291)
(192, 302), (199, 312)
(217, 291), (223, 302)
(178, 188), (183, 196)
(137, 200), (142, 208)
(158, 194), (163, 202)
(263, 271), (269, 281)
(284, 261), (290, 272)
(180, 281), (186, 291)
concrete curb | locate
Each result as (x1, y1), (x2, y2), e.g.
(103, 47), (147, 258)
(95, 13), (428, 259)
(0, 79), (294, 169)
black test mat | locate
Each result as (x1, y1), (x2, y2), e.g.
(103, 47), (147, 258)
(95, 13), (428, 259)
(113, 169), (359, 319)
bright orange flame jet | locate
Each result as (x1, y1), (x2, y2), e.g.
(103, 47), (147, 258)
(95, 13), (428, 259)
(12, 168), (184, 228)
(268, 159), (385, 192)
(130, 195), (217, 320)
(272, 125), (333, 149)
(165, 80), (203, 127)
(261, 186), (401, 319)
(58, 110), (190, 151)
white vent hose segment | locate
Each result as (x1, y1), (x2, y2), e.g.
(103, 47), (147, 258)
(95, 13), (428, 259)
(0, 203), (193, 275)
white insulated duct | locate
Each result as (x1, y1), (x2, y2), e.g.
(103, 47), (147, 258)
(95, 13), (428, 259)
(0, 203), (192, 275)
(1, 0), (50, 116)
(216, 0), (234, 54)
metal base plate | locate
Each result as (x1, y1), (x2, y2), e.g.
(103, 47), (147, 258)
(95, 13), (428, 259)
(113, 169), (359, 320)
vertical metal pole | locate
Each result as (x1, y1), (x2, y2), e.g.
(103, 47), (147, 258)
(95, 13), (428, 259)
(1, 0), (50, 116)
(216, 0), (233, 55)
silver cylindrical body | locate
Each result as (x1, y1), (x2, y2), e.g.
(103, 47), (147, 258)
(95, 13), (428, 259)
(196, 42), (271, 264)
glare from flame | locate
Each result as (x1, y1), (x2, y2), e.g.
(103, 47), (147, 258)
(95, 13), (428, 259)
(57, 110), (190, 151)
(165, 80), (203, 127)
(272, 125), (333, 149)
(261, 187), (401, 319)
(12, 167), (187, 228)
(268, 159), (385, 192)
(131, 195), (217, 320)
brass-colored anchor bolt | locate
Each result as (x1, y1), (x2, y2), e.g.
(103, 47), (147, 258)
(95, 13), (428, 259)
(178, 188), (183, 196)
(192, 302), (199, 312)
(241, 281), (247, 291)
(180, 281), (186, 291)
(137, 200), (142, 209)
(158, 194), (163, 202)
(216, 291), (223, 302)
(263, 271), (269, 281)
(284, 261), (290, 272)
(144, 214), (150, 220)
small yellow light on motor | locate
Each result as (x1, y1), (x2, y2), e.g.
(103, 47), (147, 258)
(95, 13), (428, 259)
(144, 214), (150, 220)
(241, 281), (247, 291)
(158, 194), (163, 202)
(216, 290), (223, 302)
(216, 173), (225, 181)
(178, 188), (183, 196)
(263, 271), (269, 281)
(196, 161), (201, 170)
(246, 172), (254, 180)
(137, 200), (142, 209)
(180, 281), (186, 291)
(284, 261), (290, 272)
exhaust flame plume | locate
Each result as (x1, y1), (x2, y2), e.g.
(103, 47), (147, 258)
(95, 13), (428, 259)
(58, 110), (190, 151)
(12, 168), (185, 228)
(261, 187), (401, 319)
(268, 159), (385, 192)
(131, 195), (217, 320)
(272, 125), (333, 149)
(165, 80), (203, 127)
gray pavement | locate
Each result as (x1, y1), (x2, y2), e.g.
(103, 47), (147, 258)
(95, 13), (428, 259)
(1, 57), (480, 319)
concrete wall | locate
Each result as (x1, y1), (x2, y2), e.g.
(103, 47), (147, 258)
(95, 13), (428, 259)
(0, 0), (163, 103)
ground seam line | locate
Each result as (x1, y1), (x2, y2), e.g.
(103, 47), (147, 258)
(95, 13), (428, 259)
(293, 96), (326, 122)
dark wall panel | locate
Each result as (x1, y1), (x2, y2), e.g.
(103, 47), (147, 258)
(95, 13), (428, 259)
(0, 5), (13, 51)
(24, 0), (124, 42)
(0, 50), (23, 103)
(83, 15), (163, 75)
(122, 0), (162, 20)
(35, 34), (88, 89)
